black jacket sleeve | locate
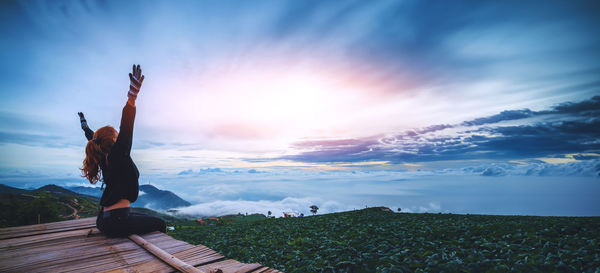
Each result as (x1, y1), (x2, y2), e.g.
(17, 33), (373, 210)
(80, 116), (94, 140)
(99, 103), (139, 207)
(113, 103), (136, 156)
(83, 127), (94, 141)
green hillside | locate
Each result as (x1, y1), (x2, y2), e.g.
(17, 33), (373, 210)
(0, 184), (100, 227)
(169, 207), (600, 273)
(0, 184), (183, 228)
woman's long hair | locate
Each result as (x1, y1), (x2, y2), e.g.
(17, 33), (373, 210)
(81, 126), (118, 184)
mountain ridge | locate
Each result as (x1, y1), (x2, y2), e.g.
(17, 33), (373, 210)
(1, 183), (192, 211)
(66, 184), (191, 211)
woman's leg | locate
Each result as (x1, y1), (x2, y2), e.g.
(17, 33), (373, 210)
(123, 212), (167, 234)
(97, 208), (166, 237)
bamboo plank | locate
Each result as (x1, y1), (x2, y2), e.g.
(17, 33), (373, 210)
(19, 234), (217, 272)
(37, 234), (178, 273)
(0, 238), (142, 272)
(146, 239), (195, 254)
(0, 228), (95, 249)
(0, 228), (104, 255)
(0, 218), (283, 273)
(249, 268), (270, 273)
(0, 231), (105, 259)
(231, 263), (263, 273)
(1, 232), (156, 272)
(57, 247), (155, 273)
(197, 259), (262, 273)
(30, 249), (145, 273)
(0, 217), (96, 233)
(99, 252), (223, 273)
(59, 242), (165, 273)
(0, 222), (96, 238)
(105, 238), (224, 273)
(170, 245), (222, 261)
(0, 223), (97, 240)
(0, 225), (97, 244)
(259, 269), (285, 273)
(0, 217), (96, 235)
(1, 240), (131, 269)
(128, 234), (212, 273)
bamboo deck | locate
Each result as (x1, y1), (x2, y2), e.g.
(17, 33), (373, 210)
(0, 217), (283, 273)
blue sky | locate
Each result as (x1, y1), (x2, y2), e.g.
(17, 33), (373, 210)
(0, 0), (599, 216)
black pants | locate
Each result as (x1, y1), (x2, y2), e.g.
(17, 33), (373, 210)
(96, 207), (166, 237)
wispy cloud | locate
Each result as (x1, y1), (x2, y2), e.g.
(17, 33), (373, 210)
(462, 159), (600, 177)
(283, 96), (600, 164)
(175, 197), (349, 218)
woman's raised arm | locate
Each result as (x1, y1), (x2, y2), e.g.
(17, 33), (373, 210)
(114, 64), (145, 155)
(78, 112), (95, 140)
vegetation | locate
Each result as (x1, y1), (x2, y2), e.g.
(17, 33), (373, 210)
(0, 191), (64, 227)
(170, 207), (600, 273)
(0, 184), (182, 228)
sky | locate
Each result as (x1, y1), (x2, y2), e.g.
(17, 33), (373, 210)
(0, 0), (599, 216)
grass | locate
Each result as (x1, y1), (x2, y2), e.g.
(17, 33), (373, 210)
(169, 207), (600, 273)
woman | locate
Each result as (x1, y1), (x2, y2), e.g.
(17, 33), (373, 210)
(80, 64), (166, 237)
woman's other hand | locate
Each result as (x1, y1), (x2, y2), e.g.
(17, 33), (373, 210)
(78, 112), (88, 128)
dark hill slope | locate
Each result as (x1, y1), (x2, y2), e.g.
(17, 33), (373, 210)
(0, 184), (28, 195)
(35, 184), (79, 195)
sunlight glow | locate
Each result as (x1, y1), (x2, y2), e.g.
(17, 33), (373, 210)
(155, 58), (393, 144)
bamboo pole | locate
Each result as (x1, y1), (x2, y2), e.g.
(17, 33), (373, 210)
(128, 234), (222, 273)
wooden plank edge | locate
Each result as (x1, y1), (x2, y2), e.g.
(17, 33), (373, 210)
(128, 234), (223, 273)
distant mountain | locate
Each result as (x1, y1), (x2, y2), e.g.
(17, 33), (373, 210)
(35, 184), (79, 195)
(2, 184), (90, 198)
(67, 184), (191, 211)
(136, 184), (191, 210)
(67, 186), (103, 198)
(0, 184), (28, 195)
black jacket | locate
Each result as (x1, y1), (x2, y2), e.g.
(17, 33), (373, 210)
(98, 104), (140, 206)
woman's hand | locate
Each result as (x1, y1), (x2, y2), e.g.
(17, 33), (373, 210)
(78, 112), (88, 128)
(128, 64), (145, 103)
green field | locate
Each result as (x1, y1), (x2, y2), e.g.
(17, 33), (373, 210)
(169, 208), (600, 273)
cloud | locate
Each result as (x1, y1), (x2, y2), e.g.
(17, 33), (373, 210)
(462, 159), (600, 177)
(472, 119), (600, 158)
(461, 109), (535, 126)
(481, 166), (507, 177)
(573, 154), (600, 160)
(282, 96), (600, 164)
(284, 138), (379, 163)
(175, 197), (350, 218)
(177, 168), (223, 175)
(0, 131), (79, 148)
(522, 160), (600, 177)
(550, 95), (600, 115)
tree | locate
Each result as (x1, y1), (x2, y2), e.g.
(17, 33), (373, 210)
(310, 205), (319, 215)
(397, 208), (402, 212)
(268, 211), (272, 217)
(19, 191), (62, 225)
